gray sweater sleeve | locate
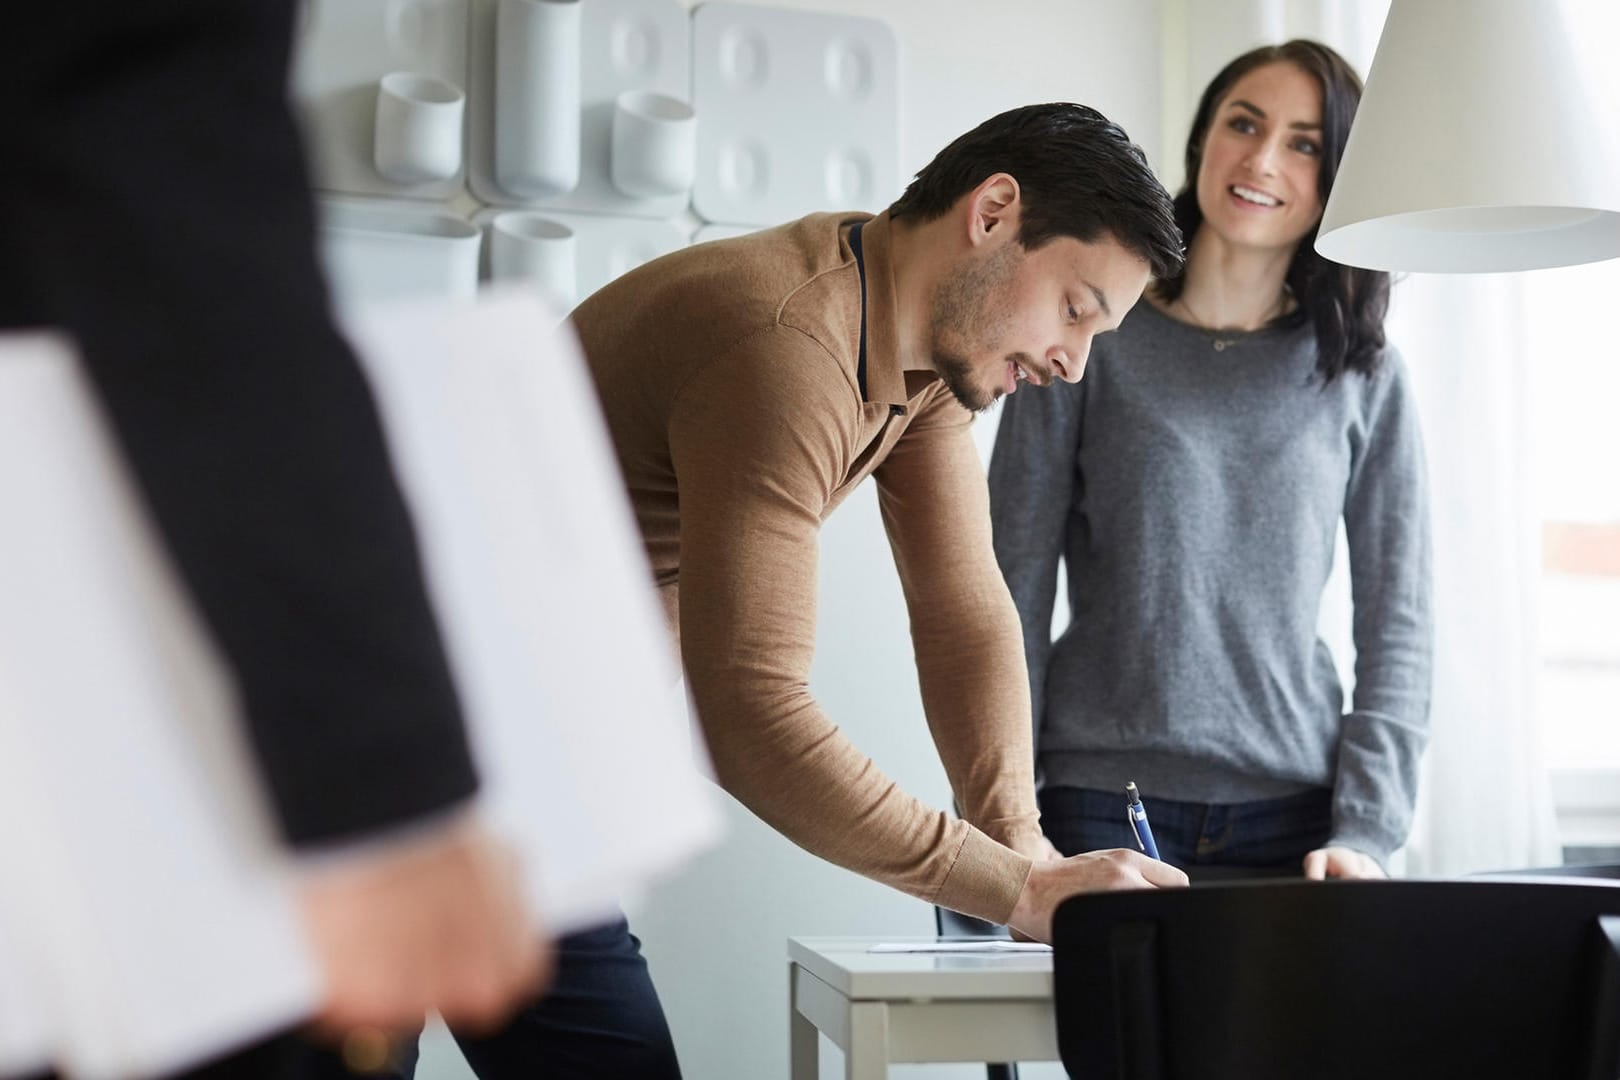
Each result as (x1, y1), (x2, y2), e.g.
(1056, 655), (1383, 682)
(988, 380), (1085, 747)
(1330, 348), (1434, 861)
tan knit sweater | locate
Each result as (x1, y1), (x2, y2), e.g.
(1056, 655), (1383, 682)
(570, 211), (1040, 922)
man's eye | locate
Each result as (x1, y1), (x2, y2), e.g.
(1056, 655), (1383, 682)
(1067, 304), (1080, 322)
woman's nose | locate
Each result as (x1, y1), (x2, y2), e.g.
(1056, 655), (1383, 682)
(1246, 138), (1282, 176)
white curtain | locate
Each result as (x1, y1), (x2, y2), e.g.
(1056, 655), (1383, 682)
(1165, 0), (1561, 875)
(1386, 275), (1562, 873)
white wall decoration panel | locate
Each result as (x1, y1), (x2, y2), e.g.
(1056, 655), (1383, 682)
(316, 199), (482, 310)
(292, 0), (471, 201)
(691, 2), (898, 227)
(476, 210), (687, 306)
(467, 0), (692, 218)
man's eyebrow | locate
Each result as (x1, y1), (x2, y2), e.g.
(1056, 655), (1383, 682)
(1088, 283), (1112, 318)
(1229, 98), (1321, 131)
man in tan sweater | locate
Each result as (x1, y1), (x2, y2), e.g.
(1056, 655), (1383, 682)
(565, 103), (1188, 1072)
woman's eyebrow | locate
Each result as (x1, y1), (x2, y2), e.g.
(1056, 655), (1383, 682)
(1227, 99), (1321, 131)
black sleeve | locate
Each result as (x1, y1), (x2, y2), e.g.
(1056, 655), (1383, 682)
(0, 0), (479, 845)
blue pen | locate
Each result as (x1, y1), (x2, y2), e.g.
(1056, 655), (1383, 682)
(1125, 781), (1161, 861)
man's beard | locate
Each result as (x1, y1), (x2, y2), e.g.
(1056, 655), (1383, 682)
(928, 243), (1022, 414)
(932, 349), (993, 413)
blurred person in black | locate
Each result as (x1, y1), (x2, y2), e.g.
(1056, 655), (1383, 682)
(0, 2), (549, 1077)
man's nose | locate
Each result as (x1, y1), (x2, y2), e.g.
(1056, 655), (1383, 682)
(1049, 341), (1089, 384)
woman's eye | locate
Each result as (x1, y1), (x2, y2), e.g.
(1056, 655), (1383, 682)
(1293, 138), (1322, 156)
(1066, 303), (1080, 323)
(1229, 116), (1257, 134)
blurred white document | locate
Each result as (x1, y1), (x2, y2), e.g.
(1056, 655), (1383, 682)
(0, 334), (315, 1080)
(340, 290), (720, 928)
(0, 292), (717, 1079)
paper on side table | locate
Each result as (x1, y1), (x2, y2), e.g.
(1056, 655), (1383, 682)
(868, 942), (1052, 954)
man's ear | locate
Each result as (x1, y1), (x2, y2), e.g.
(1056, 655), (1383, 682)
(966, 173), (1022, 248)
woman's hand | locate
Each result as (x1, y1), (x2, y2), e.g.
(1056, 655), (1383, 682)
(1302, 845), (1385, 880)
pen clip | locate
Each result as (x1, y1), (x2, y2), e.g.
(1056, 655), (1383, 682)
(1128, 808), (1146, 852)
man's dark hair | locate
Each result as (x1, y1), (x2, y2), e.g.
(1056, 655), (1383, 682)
(888, 103), (1184, 280)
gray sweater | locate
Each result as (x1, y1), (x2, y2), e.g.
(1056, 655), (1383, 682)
(988, 300), (1432, 861)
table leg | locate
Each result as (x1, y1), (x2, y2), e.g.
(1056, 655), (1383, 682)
(845, 1001), (890, 1080)
(790, 964), (819, 1080)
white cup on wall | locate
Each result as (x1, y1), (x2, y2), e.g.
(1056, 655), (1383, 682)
(610, 90), (696, 199)
(373, 72), (465, 184)
(495, 0), (582, 198)
(489, 212), (577, 308)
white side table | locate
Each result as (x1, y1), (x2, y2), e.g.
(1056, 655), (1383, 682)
(787, 937), (1059, 1080)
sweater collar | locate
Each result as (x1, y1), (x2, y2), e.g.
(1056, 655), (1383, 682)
(843, 210), (909, 409)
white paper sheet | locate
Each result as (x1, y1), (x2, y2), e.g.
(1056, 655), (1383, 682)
(0, 336), (318, 1080)
(341, 289), (721, 929)
(0, 292), (718, 1078)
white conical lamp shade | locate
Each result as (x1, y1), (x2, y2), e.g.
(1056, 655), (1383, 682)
(1317, 0), (1620, 273)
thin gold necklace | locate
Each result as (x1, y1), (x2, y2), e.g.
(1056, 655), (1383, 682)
(1173, 291), (1288, 352)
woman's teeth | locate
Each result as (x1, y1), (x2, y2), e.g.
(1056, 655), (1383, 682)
(1232, 185), (1280, 207)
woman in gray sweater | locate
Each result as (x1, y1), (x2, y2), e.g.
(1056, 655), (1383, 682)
(989, 40), (1431, 880)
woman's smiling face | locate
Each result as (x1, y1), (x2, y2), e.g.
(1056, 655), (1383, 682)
(1194, 61), (1326, 255)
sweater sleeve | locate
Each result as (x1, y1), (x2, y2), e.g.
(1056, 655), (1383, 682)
(873, 386), (1044, 856)
(987, 378), (1086, 748)
(667, 331), (1032, 923)
(0, 0), (478, 846)
(1331, 348), (1434, 861)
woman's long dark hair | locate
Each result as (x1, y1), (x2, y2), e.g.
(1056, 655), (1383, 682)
(1156, 40), (1390, 382)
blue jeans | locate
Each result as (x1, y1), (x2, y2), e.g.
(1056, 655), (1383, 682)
(1038, 785), (1334, 880)
(298, 915), (680, 1079)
